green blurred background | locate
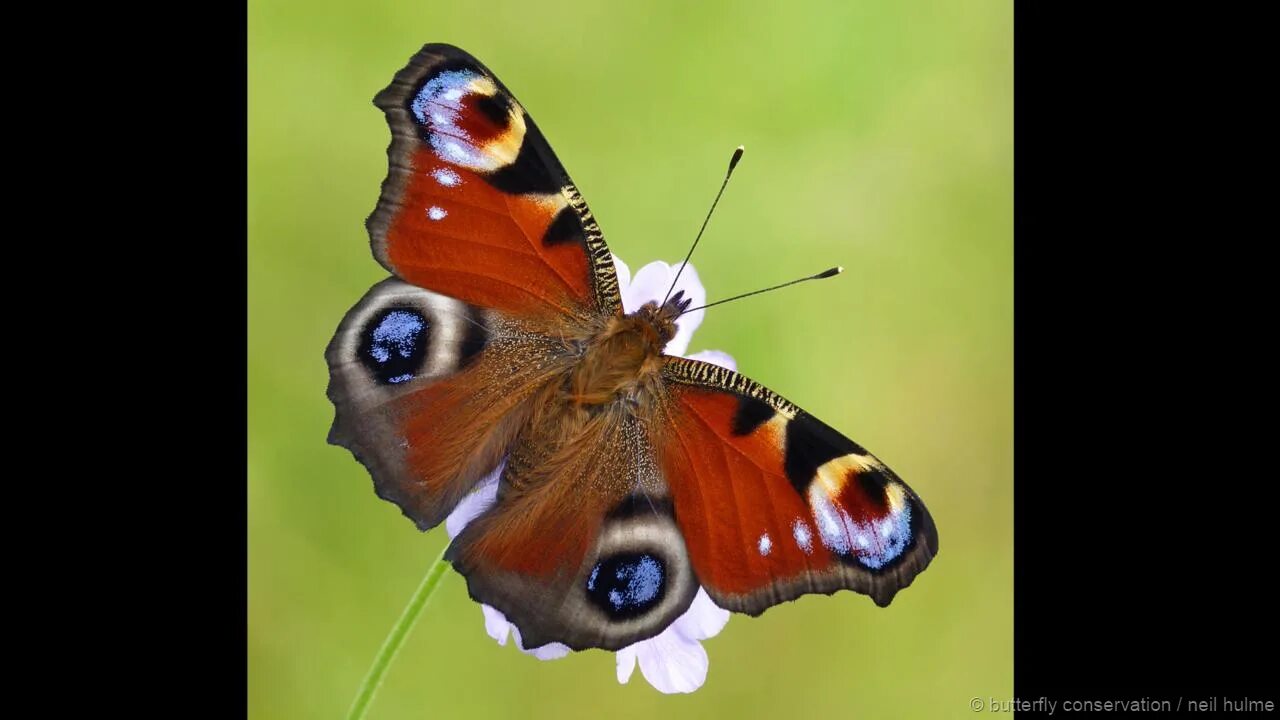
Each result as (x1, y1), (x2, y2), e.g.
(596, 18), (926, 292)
(249, 1), (1011, 717)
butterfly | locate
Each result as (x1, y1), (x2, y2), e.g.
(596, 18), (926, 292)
(326, 44), (938, 652)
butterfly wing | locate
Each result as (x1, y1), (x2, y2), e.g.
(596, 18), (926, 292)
(330, 45), (626, 529)
(336, 44), (934, 651)
(654, 356), (938, 613)
(326, 279), (573, 529)
(368, 43), (620, 324)
(446, 411), (701, 651)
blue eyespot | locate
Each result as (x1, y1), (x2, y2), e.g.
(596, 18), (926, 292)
(359, 309), (429, 385)
(586, 552), (666, 619)
(810, 489), (914, 570)
(410, 69), (505, 172)
(853, 505), (912, 569)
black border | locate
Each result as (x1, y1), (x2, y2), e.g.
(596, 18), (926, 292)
(46, 5), (250, 713)
(1014, 3), (1272, 712)
(49, 3), (1272, 714)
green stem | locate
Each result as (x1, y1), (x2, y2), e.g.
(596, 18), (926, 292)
(346, 546), (450, 720)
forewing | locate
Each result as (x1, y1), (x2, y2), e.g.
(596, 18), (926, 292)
(368, 44), (620, 324)
(655, 356), (938, 613)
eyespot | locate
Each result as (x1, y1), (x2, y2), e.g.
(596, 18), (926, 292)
(359, 308), (430, 385)
(808, 468), (915, 570)
(409, 68), (523, 172)
(585, 552), (667, 620)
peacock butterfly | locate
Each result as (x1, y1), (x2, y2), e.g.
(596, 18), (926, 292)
(326, 43), (938, 651)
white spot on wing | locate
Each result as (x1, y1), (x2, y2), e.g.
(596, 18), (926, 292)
(757, 533), (772, 556)
(427, 206), (447, 221)
(792, 519), (813, 554)
(432, 168), (461, 187)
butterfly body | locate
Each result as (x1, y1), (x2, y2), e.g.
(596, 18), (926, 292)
(328, 44), (938, 653)
(567, 294), (687, 406)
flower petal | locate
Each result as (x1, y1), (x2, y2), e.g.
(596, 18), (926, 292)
(511, 625), (572, 660)
(481, 604), (512, 646)
(615, 645), (638, 684)
(671, 588), (731, 641)
(621, 260), (672, 315)
(444, 464), (502, 540)
(480, 603), (570, 659)
(632, 625), (711, 694)
(665, 263), (707, 357)
(682, 349), (737, 371)
(612, 588), (728, 693)
(611, 253), (631, 296)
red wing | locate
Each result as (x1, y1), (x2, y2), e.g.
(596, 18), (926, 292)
(368, 44), (621, 324)
(446, 414), (701, 651)
(656, 357), (938, 613)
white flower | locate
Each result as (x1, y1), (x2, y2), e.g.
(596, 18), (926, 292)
(613, 587), (730, 694)
(443, 254), (734, 693)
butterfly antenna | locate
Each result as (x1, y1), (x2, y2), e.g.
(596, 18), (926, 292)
(661, 145), (745, 306)
(679, 266), (844, 315)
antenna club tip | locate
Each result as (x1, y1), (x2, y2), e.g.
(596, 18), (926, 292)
(837, 265), (845, 274)
(728, 145), (745, 172)
(814, 266), (844, 279)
